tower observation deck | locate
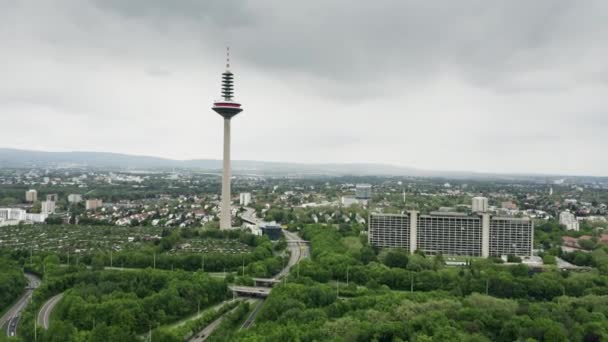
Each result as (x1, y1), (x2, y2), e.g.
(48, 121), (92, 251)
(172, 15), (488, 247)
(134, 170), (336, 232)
(212, 48), (244, 229)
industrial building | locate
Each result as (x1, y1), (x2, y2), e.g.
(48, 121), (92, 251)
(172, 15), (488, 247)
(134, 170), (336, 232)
(369, 211), (533, 257)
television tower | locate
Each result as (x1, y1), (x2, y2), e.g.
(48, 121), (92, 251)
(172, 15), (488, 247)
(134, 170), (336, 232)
(212, 47), (243, 229)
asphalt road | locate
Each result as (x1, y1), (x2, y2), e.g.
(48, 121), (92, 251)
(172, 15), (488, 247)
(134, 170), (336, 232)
(240, 299), (264, 330)
(37, 293), (64, 330)
(279, 230), (310, 279)
(0, 273), (41, 337)
(189, 299), (258, 342)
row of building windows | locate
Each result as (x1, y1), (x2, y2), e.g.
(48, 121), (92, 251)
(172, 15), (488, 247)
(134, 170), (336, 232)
(368, 212), (533, 257)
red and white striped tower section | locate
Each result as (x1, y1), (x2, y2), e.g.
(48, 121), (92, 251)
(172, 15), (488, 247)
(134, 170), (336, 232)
(212, 47), (243, 229)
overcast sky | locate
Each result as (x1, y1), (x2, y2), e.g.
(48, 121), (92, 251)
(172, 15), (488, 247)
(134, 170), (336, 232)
(1, 1), (607, 175)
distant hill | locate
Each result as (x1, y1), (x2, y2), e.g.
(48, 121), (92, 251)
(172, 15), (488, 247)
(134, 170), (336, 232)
(0, 148), (599, 181)
(0, 148), (424, 176)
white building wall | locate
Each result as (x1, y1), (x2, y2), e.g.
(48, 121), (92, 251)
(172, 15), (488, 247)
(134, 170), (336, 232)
(472, 197), (489, 213)
(559, 211), (579, 231)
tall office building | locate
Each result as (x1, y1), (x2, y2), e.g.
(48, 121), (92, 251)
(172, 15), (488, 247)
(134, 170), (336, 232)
(239, 193), (251, 206)
(355, 184), (372, 199)
(47, 194), (59, 202)
(369, 211), (533, 257)
(25, 189), (37, 202)
(472, 196), (489, 212)
(212, 48), (244, 230)
(559, 211), (579, 231)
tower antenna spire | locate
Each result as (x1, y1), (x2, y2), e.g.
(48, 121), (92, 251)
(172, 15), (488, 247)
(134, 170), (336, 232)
(226, 46), (230, 70)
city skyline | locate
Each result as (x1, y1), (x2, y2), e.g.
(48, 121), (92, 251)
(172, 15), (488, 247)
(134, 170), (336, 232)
(1, 1), (608, 175)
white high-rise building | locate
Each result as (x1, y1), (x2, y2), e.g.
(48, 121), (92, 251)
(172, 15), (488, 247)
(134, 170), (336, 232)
(25, 189), (37, 202)
(369, 211), (533, 257)
(41, 201), (56, 215)
(68, 194), (83, 203)
(239, 193), (251, 206)
(472, 197), (489, 213)
(559, 211), (579, 231)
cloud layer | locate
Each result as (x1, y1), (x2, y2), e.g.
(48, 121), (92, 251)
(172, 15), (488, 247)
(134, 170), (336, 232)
(1, 1), (607, 175)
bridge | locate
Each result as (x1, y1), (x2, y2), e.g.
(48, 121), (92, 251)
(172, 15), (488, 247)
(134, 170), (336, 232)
(252, 278), (281, 287)
(229, 286), (272, 298)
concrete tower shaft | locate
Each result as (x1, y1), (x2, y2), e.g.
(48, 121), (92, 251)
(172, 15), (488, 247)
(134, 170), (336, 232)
(212, 48), (243, 229)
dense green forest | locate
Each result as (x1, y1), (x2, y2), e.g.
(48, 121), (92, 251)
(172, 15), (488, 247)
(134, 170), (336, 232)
(18, 268), (227, 341)
(0, 258), (26, 314)
(225, 224), (608, 341)
(234, 284), (608, 341)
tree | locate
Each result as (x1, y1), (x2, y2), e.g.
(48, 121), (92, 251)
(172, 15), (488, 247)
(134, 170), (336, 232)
(383, 250), (409, 269)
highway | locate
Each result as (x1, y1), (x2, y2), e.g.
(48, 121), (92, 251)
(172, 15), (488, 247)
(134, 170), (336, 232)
(279, 229), (310, 279)
(240, 299), (264, 330)
(189, 299), (258, 342)
(37, 293), (64, 330)
(0, 273), (41, 338)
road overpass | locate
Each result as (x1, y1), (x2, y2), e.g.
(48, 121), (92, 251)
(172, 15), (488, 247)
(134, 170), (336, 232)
(228, 286), (271, 298)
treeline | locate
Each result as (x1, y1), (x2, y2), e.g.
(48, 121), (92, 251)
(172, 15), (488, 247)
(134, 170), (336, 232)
(0, 257), (26, 312)
(20, 268), (227, 341)
(235, 283), (608, 341)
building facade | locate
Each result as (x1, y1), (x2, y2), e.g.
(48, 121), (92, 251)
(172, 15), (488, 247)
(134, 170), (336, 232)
(259, 221), (283, 240)
(41, 200), (56, 215)
(355, 184), (372, 199)
(46, 194), (59, 202)
(68, 194), (83, 203)
(369, 211), (533, 257)
(86, 199), (103, 211)
(0, 208), (46, 224)
(25, 189), (37, 202)
(239, 193), (251, 206)
(559, 211), (579, 231)
(472, 197), (489, 213)
(0, 208), (27, 221)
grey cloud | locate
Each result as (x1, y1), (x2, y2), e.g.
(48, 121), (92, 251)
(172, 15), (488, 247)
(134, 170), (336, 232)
(1, 1), (607, 175)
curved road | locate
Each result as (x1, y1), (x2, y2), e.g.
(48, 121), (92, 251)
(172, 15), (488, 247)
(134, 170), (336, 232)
(37, 293), (64, 330)
(0, 273), (41, 338)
